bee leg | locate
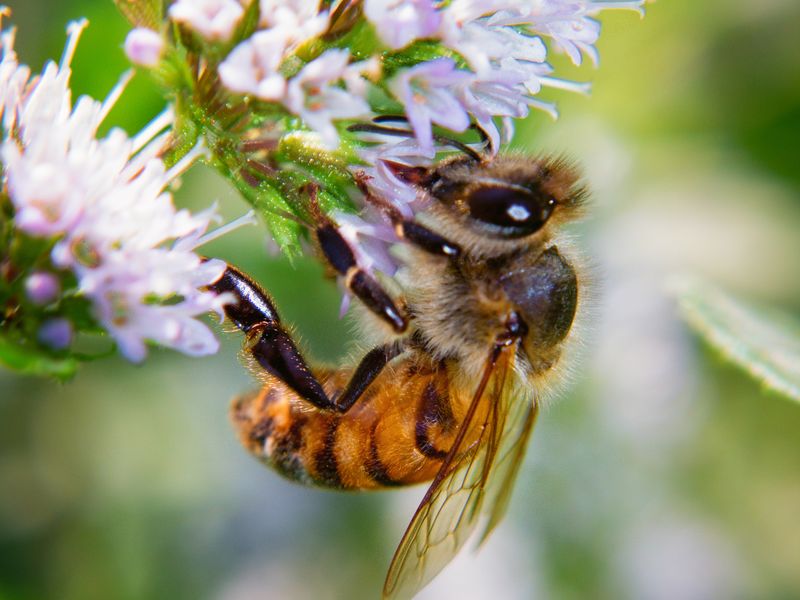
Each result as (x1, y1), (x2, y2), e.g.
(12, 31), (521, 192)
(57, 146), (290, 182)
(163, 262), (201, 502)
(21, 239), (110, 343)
(315, 221), (408, 333)
(352, 170), (462, 259)
(208, 262), (403, 412)
(209, 263), (332, 410)
(371, 114), (491, 148)
(394, 220), (462, 258)
(301, 182), (408, 334)
(332, 342), (403, 411)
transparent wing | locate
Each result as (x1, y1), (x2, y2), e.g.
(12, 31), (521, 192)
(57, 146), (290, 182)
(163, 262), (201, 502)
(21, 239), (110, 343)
(477, 387), (538, 546)
(382, 347), (538, 600)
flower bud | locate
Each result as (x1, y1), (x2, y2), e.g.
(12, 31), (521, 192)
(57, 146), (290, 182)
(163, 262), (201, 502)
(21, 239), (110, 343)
(124, 27), (164, 67)
(38, 318), (73, 351)
(25, 272), (60, 305)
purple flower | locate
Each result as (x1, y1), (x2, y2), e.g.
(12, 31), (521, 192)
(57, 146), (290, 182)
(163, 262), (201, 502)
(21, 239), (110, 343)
(284, 49), (372, 148)
(364, 0), (443, 50)
(2, 20), (235, 362)
(25, 272), (61, 305)
(38, 318), (73, 351)
(124, 27), (164, 67)
(457, 69), (529, 152)
(168, 0), (244, 43)
(259, 0), (330, 46)
(219, 29), (289, 100)
(489, 0), (644, 67)
(388, 58), (471, 156)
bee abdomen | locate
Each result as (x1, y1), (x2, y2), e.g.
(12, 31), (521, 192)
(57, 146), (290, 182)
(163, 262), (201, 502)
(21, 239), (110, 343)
(230, 359), (462, 491)
(231, 386), (341, 487)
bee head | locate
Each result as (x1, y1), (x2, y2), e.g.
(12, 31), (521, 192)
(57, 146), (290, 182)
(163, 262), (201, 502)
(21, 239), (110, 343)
(385, 155), (585, 239)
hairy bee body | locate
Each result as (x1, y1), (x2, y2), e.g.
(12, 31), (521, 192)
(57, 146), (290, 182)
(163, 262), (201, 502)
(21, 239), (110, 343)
(219, 151), (587, 598)
(232, 222), (580, 490)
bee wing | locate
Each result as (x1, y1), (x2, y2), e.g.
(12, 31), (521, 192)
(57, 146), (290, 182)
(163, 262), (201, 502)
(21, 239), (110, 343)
(383, 346), (537, 599)
(476, 385), (538, 546)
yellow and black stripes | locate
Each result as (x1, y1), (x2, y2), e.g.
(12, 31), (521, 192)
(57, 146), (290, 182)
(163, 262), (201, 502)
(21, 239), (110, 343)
(230, 356), (469, 491)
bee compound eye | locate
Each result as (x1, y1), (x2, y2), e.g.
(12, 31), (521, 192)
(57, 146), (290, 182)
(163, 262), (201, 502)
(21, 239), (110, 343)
(465, 185), (555, 235)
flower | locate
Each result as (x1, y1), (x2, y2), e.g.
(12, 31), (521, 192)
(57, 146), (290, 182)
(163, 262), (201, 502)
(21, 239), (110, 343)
(2, 20), (237, 361)
(124, 27), (165, 67)
(259, 0), (329, 47)
(488, 0), (645, 66)
(388, 58), (471, 156)
(363, 0), (442, 50)
(284, 49), (372, 148)
(168, 0), (244, 43)
(38, 318), (74, 351)
(25, 272), (61, 305)
(456, 68), (531, 152)
(218, 28), (289, 100)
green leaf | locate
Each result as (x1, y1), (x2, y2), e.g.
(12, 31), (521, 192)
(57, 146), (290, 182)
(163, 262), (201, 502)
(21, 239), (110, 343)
(0, 335), (78, 381)
(675, 278), (800, 403)
(252, 183), (304, 259)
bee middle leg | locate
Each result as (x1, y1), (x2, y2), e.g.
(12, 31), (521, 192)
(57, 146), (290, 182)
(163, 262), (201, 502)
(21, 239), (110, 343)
(209, 262), (403, 413)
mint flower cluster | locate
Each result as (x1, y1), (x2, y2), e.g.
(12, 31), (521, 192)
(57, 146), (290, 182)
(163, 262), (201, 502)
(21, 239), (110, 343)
(0, 0), (643, 376)
(0, 14), (236, 371)
(124, 0), (642, 295)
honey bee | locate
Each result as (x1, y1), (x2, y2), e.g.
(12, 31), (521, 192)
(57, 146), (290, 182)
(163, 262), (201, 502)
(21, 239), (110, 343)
(210, 136), (587, 598)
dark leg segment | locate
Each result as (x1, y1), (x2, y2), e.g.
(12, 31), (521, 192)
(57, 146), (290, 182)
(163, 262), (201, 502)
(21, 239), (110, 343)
(208, 261), (402, 413)
(335, 343), (401, 411)
(249, 324), (330, 409)
(316, 223), (408, 333)
(352, 170), (463, 259)
(208, 265), (279, 332)
(396, 220), (461, 258)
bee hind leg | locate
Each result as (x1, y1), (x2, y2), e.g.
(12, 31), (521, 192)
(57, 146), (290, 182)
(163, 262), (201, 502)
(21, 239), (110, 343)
(208, 261), (403, 413)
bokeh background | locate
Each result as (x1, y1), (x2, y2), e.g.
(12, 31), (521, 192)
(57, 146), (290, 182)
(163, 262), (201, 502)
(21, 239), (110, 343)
(2, 1), (800, 599)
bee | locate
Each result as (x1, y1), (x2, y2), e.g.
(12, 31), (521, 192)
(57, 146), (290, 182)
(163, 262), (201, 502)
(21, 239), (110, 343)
(210, 130), (587, 598)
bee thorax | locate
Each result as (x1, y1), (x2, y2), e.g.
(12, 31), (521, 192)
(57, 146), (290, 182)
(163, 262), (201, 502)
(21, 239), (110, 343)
(500, 246), (578, 368)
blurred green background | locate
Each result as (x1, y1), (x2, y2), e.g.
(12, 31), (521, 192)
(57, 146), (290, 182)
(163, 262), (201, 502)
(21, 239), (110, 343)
(2, 1), (800, 599)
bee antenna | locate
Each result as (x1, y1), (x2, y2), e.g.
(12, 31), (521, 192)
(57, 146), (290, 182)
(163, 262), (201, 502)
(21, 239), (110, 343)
(347, 120), (486, 163)
(431, 134), (484, 163)
(374, 115), (490, 158)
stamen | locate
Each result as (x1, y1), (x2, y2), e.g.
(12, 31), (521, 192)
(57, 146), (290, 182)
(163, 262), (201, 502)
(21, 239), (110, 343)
(527, 98), (559, 120)
(191, 210), (258, 250)
(1, 26), (16, 56)
(540, 77), (592, 95)
(129, 131), (171, 172)
(588, 1), (646, 18)
(131, 107), (174, 155)
(98, 69), (134, 127)
(0, 6), (11, 29)
(165, 139), (209, 182)
(61, 19), (88, 71)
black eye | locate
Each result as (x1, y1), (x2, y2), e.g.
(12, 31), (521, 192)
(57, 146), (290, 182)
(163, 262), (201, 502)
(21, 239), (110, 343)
(465, 185), (555, 236)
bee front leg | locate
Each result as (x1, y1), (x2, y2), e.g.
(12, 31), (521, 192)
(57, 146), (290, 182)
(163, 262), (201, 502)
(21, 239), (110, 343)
(393, 219), (462, 258)
(315, 222), (408, 333)
(353, 169), (463, 259)
(208, 262), (402, 413)
(301, 180), (408, 334)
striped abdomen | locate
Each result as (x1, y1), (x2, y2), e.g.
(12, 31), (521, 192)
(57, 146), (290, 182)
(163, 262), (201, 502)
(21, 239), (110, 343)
(230, 353), (468, 490)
